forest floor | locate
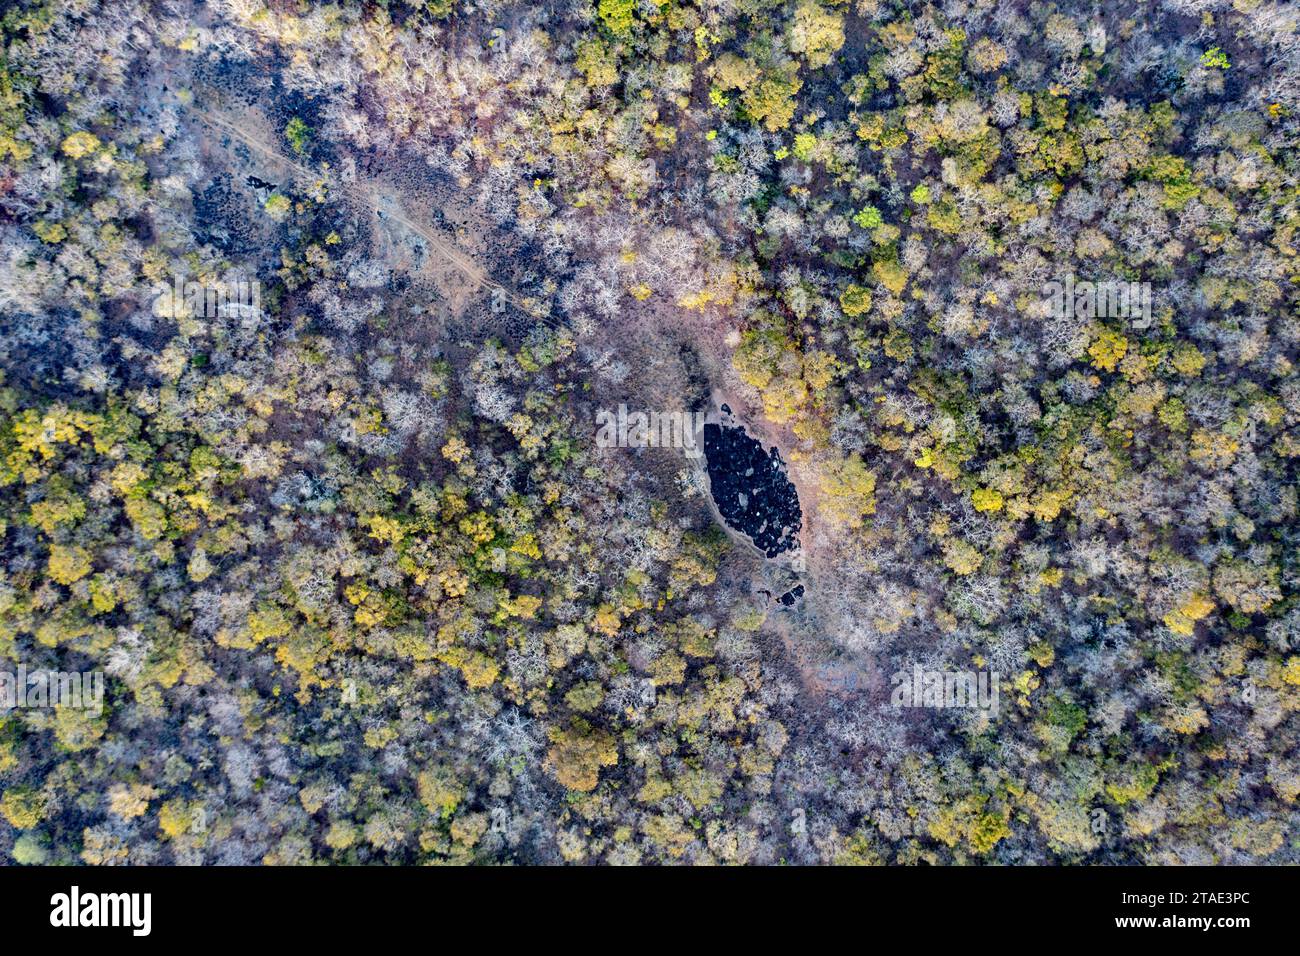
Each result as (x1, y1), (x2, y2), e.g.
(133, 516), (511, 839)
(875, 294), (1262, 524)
(178, 90), (534, 324)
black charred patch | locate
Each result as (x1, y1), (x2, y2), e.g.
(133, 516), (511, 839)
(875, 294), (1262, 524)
(193, 173), (260, 254)
(704, 422), (801, 558)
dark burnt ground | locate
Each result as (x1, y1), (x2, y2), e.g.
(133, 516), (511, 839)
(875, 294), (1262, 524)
(703, 422), (801, 558)
(778, 583), (805, 606)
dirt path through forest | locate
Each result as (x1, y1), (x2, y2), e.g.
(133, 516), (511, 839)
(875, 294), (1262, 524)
(180, 94), (547, 323)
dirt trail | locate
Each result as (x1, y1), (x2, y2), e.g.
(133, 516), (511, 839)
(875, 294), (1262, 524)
(181, 95), (544, 322)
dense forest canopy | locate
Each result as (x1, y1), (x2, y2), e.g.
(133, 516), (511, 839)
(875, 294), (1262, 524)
(0, 0), (1296, 865)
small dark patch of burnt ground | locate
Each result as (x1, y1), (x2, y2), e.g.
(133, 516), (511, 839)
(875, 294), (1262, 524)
(704, 421), (801, 558)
